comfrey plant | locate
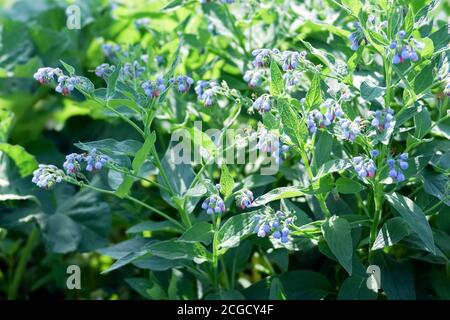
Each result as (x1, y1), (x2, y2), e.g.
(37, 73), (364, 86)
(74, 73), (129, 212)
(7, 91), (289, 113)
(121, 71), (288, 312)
(12, 0), (448, 301)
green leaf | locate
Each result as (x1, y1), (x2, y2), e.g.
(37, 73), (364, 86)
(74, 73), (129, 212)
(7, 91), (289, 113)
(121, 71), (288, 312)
(279, 270), (332, 299)
(385, 192), (435, 253)
(106, 66), (120, 99)
(403, 6), (415, 34)
(304, 73), (322, 111)
(422, 167), (450, 206)
(312, 131), (332, 171)
(59, 59), (75, 76)
(269, 60), (283, 96)
(115, 132), (156, 198)
(148, 240), (208, 262)
(413, 63), (434, 95)
(341, 0), (362, 15)
(252, 186), (305, 207)
(337, 275), (378, 300)
(414, 107), (431, 138)
(186, 126), (218, 159)
(125, 278), (152, 299)
(315, 159), (352, 179)
(0, 143), (38, 177)
(321, 215), (353, 275)
(372, 252), (416, 300)
(179, 221), (214, 245)
(336, 177), (366, 194)
(220, 164), (234, 199)
(269, 278), (286, 300)
(279, 99), (307, 148)
(360, 81), (384, 101)
(372, 217), (411, 250)
(218, 211), (259, 251)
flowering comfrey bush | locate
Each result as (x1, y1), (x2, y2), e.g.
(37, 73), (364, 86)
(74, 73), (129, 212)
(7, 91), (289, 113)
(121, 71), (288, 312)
(2, 0), (449, 301)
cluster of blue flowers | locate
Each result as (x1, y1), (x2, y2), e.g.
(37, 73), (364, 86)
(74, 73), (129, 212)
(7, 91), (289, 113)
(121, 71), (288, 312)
(101, 43), (120, 57)
(32, 165), (64, 189)
(390, 31), (424, 64)
(123, 61), (146, 79)
(369, 108), (395, 132)
(348, 22), (365, 51)
(95, 63), (116, 77)
(33, 67), (62, 84)
(280, 50), (306, 71)
(352, 156), (377, 179)
(255, 127), (289, 164)
(243, 69), (264, 88)
(195, 80), (220, 107)
(252, 94), (271, 113)
(142, 77), (166, 98)
(306, 99), (344, 135)
(253, 210), (293, 244)
(34, 67), (80, 96)
(251, 49), (277, 68)
(235, 190), (254, 209)
(388, 153), (409, 182)
(201, 194), (226, 214)
(63, 148), (109, 175)
(338, 117), (361, 142)
(170, 75), (194, 94)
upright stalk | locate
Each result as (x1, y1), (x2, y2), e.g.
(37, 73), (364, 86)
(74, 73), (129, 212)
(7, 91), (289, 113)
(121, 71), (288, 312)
(8, 226), (39, 299)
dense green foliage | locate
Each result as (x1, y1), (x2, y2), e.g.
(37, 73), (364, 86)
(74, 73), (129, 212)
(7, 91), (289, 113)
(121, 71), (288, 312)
(0, 0), (449, 300)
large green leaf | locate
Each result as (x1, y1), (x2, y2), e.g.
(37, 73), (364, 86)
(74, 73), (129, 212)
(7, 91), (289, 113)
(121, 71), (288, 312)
(372, 217), (410, 250)
(385, 192), (435, 254)
(337, 275), (378, 300)
(321, 215), (353, 275)
(0, 143), (38, 177)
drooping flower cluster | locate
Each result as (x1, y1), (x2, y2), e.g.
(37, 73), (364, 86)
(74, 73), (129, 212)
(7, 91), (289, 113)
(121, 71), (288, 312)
(243, 69), (264, 88)
(306, 99), (345, 135)
(390, 30), (424, 64)
(252, 94), (271, 113)
(388, 153), (409, 182)
(33, 67), (62, 84)
(95, 63), (116, 77)
(280, 50), (306, 71)
(55, 75), (79, 95)
(201, 194), (226, 214)
(142, 77), (166, 98)
(63, 148), (109, 175)
(32, 165), (64, 189)
(235, 190), (254, 209)
(254, 127), (289, 164)
(251, 49), (277, 68)
(195, 80), (220, 107)
(253, 210), (293, 244)
(34, 67), (79, 95)
(123, 61), (146, 79)
(170, 75), (194, 93)
(352, 156), (376, 179)
(369, 108), (395, 132)
(338, 117), (361, 142)
(348, 22), (365, 51)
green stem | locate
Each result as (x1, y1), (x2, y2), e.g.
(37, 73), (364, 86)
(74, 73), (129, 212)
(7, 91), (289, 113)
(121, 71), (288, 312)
(300, 149), (331, 217)
(212, 213), (222, 289)
(8, 226), (39, 299)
